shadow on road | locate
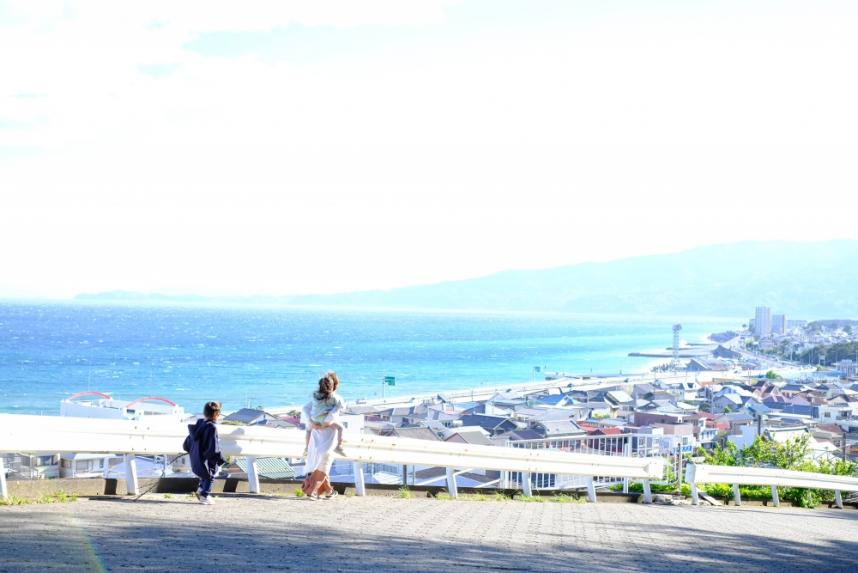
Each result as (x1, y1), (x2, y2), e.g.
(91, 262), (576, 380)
(1, 500), (856, 573)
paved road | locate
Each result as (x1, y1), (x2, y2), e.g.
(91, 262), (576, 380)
(1, 494), (857, 572)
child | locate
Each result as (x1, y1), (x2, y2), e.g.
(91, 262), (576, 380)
(183, 401), (226, 505)
(305, 372), (346, 457)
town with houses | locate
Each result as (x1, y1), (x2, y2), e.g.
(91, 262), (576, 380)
(3, 306), (858, 492)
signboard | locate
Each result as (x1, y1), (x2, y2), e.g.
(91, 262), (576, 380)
(384, 376), (395, 386)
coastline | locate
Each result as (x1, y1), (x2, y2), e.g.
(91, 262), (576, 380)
(265, 332), (731, 416)
(268, 361), (816, 416)
(0, 306), (737, 415)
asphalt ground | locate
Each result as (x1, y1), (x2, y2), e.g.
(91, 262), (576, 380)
(1, 494), (857, 572)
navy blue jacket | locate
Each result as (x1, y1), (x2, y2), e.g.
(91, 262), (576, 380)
(183, 419), (226, 479)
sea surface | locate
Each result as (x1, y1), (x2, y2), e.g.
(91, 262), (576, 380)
(0, 302), (735, 415)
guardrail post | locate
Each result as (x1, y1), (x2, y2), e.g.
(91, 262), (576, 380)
(770, 485), (779, 507)
(521, 472), (532, 497)
(586, 478), (597, 503)
(622, 440), (631, 493)
(246, 456), (260, 494)
(125, 454), (139, 495)
(686, 463), (699, 505)
(0, 456), (8, 500)
(642, 480), (652, 504)
(834, 490), (843, 509)
(353, 462), (366, 496)
(446, 467), (459, 499)
(732, 484), (741, 506)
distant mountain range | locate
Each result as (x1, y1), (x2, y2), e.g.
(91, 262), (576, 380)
(77, 240), (858, 319)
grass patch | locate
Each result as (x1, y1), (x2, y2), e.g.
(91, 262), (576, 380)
(456, 493), (513, 502)
(397, 487), (412, 499)
(516, 495), (546, 503)
(434, 492), (453, 501)
(293, 489), (305, 498)
(39, 491), (78, 504)
(550, 494), (583, 503)
(163, 493), (173, 500)
(1, 491), (78, 506)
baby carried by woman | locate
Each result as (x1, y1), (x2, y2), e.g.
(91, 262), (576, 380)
(304, 371), (346, 457)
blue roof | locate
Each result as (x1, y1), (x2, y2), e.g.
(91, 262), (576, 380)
(533, 394), (569, 406)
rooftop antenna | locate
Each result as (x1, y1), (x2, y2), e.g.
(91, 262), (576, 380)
(672, 324), (682, 371)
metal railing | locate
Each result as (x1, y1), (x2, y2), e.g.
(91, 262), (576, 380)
(0, 413), (664, 503)
(686, 462), (858, 508)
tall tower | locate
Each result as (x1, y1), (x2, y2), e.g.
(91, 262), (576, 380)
(672, 323), (682, 370)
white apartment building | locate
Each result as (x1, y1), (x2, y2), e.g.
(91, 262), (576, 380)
(772, 314), (786, 335)
(755, 306), (772, 339)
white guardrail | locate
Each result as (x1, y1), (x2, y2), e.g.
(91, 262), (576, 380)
(686, 463), (858, 509)
(0, 414), (663, 502)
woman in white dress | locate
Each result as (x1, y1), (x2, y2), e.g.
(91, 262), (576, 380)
(301, 372), (342, 499)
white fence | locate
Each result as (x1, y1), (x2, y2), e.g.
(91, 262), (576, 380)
(686, 463), (858, 508)
(508, 433), (685, 492)
(0, 414), (663, 502)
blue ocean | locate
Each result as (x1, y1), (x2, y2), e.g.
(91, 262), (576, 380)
(0, 302), (734, 415)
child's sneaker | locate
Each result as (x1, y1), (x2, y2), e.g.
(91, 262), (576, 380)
(199, 496), (215, 505)
(323, 490), (339, 500)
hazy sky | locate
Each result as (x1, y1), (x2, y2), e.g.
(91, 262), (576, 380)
(1, 0), (856, 299)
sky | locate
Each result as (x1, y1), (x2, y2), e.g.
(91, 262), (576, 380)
(1, 0), (857, 299)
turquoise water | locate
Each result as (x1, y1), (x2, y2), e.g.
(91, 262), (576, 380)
(0, 302), (735, 415)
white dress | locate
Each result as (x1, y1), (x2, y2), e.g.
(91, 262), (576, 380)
(302, 401), (337, 475)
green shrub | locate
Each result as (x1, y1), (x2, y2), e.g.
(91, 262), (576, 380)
(611, 482), (680, 494)
(700, 435), (858, 508)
